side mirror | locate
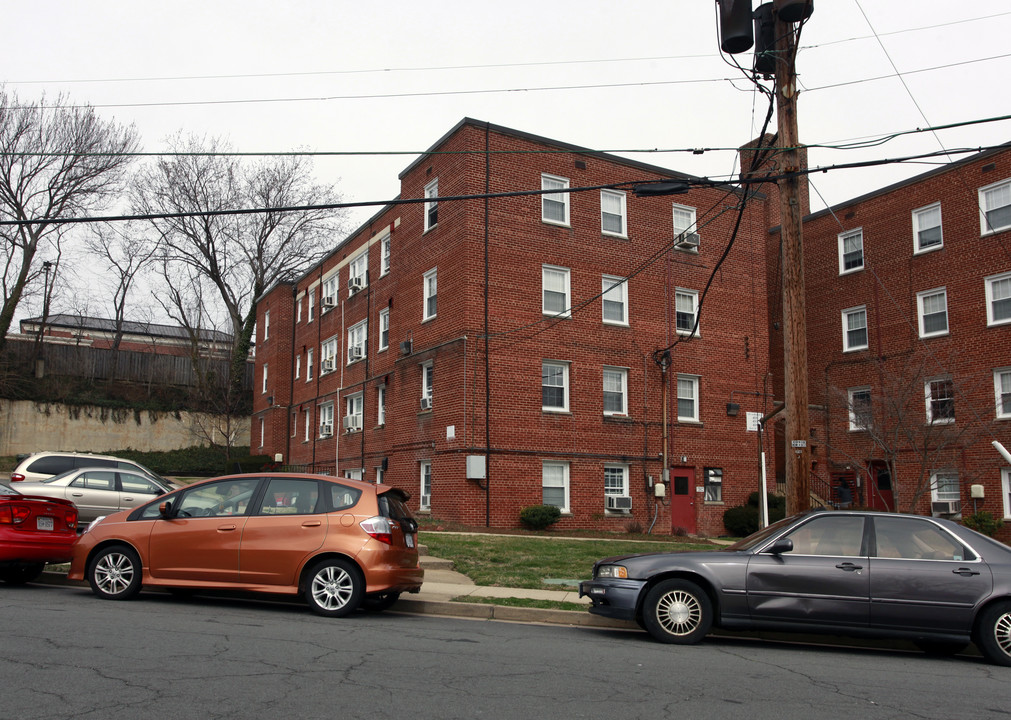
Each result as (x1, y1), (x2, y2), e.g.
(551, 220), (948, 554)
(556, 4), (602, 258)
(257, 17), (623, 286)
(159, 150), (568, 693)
(765, 538), (794, 555)
(159, 500), (173, 518)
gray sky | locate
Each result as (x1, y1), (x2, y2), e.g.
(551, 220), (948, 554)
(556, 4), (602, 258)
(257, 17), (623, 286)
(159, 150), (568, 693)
(4, 0), (1010, 318)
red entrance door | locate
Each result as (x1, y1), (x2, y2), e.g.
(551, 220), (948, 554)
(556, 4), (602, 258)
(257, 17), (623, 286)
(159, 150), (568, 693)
(669, 467), (696, 535)
(866, 461), (894, 511)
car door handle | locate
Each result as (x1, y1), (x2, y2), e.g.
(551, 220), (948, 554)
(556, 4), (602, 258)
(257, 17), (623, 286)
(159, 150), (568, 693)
(953, 567), (980, 576)
(301, 520), (322, 527)
(218, 524), (237, 532)
(835, 562), (863, 572)
(71, 492), (84, 497)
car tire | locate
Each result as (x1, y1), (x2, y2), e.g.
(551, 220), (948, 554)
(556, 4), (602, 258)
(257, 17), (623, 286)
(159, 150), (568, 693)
(305, 558), (364, 617)
(361, 592), (401, 612)
(88, 545), (142, 600)
(975, 601), (1011, 667)
(0, 563), (46, 585)
(641, 579), (713, 645)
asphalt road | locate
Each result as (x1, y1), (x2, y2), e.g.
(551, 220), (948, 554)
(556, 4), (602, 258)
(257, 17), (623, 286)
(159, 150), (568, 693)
(2, 583), (1008, 720)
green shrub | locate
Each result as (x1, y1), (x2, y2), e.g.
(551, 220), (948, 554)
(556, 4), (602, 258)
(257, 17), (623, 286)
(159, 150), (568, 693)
(962, 511), (1004, 537)
(722, 492), (786, 537)
(519, 504), (562, 530)
(110, 446), (251, 476)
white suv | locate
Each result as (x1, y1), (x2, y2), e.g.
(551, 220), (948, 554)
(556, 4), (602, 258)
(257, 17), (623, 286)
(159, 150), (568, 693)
(10, 452), (171, 487)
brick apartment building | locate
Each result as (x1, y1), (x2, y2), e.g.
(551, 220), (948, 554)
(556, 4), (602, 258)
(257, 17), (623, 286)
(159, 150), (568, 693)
(253, 118), (1011, 537)
(254, 119), (777, 536)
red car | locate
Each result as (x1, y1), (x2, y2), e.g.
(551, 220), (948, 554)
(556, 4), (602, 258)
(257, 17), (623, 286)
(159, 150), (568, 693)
(1, 484), (79, 584)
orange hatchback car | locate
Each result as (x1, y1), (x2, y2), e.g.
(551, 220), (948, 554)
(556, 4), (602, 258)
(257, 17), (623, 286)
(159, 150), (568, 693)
(69, 473), (423, 616)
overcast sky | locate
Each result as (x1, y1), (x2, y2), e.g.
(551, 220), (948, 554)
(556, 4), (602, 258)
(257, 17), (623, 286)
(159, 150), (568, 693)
(3, 0), (1010, 319)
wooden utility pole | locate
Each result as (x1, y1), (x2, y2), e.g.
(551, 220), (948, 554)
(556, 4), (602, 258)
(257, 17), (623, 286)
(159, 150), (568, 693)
(774, 13), (811, 515)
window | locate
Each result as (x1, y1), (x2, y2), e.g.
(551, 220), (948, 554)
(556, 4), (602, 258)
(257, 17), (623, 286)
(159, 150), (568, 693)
(321, 274), (339, 309)
(348, 251), (368, 295)
(848, 386), (872, 431)
(344, 468), (363, 482)
(980, 178), (1011, 234)
(783, 515), (865, 556)
(321, 336), (339, 374)
(542, 361), (569, 412)
(261, 363), (268, 394)
(307, 288), (315, 322)
(379, 308), (390, 351)
(542, 461), (569, 511)
(262, 310), (270, 341)
(291, 411), (297, 437)
(424, 179), (438, 232)
(259, 478), (321, 516)
(601, 190), (626, 236)
(675, 289), (699, 335)
(295, 354), (301, 379)
(604, 465), (629, 509)
(913, 203), (943, 252)
(996, 368), (1011, 419)
(603, 366), (627, 416)
(986, 272), (1011, 326)
(296, 295), (303, 323)
(704, 467), (723, 503)
(381, 233), (391, 275)
(677, 374), (699, 422)
(319, 402), (334, 437)
(874, 516), (962, 560)
(420, 461), (432, 510)
(842, 306), (868, 351)
(930, 470), (960, 503)
(345, 392), (363, 432)
(421, 361), (433, 409)
(347, 320), (367, 364)
(838, 229), (864, 274)
(423, 268), (437, 321)
(259, 417), (264, 448)
(672, 204), (698, 249)
(543, 265), (570, 317)
(926, 377), (955, 424)
(917, 288), (948, 338)
(304, 409), (311, 442)
(377, 384), (386, 426)
(306, 348), (314, 381)
(601, 275), (627, 325)
(541, 174), (569, 225)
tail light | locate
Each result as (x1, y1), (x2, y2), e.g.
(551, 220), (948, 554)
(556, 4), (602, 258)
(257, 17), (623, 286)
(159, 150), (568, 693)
(0, 504), (31, 524)
(65, 508), (79, 530)
(360, 516), (393, 545)
(10, 473), (25, 482)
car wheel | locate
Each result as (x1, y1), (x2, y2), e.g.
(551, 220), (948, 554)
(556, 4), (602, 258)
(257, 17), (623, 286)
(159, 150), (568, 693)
(641, 579), (713, 644)
(913, 639), (967, 657)
(975, 601), (1011, 667)
(88, 545), (142, 600)
(361, 592), (401, 612)
(305, 558), (363, 617)
(0, 563), (46, 585)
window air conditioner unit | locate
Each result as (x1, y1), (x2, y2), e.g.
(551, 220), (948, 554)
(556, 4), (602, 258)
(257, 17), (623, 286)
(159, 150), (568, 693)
(421, 494), (431, 509)
(348, 277), (364, 293)
(342, 415), (361, 432)
(606, 495), (633, 511)
(321, 358), (334, 373)
(348, 346), (363, 362)
(420, 396), (432, 411)
(676, 232), (700, 249)
(400, 340), (412, 356)
(931, 500), (959, 515)
(319, 423), (333, 437)
(321, 295), (336, 309)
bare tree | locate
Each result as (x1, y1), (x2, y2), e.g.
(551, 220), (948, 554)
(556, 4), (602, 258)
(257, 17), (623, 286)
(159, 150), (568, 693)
(0, 90), (139, 354)
(133, 133), (346, 409)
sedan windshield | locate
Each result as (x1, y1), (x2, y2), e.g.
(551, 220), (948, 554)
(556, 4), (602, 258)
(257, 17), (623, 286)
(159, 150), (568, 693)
(725, 514), (802, 551)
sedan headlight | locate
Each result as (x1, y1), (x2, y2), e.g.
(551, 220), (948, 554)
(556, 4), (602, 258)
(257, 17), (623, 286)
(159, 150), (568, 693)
(596, 564), (628, 579)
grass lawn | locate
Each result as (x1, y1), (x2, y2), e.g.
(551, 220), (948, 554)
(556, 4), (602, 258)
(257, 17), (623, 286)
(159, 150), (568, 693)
(419, 532), (717, 590)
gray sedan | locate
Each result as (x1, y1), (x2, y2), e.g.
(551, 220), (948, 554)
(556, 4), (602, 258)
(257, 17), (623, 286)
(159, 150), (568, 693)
(579, 509), (1011, 666)
(15, 467), (172, 523)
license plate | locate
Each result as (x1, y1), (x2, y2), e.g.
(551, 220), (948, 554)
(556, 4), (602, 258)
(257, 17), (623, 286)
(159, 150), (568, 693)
(405, 534), (415, 548)
(37, 516), (54, 531)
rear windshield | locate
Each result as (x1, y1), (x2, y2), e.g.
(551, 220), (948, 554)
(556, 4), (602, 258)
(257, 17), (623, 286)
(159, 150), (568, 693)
(27, 456), (75, 475)
(378, 492), (414, 521)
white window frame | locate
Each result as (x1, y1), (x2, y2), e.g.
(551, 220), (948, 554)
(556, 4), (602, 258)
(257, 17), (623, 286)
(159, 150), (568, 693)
(604, 464), (630, 511)
(541, 174), (570, 226)
(672, 204), (698, 251)
(306, 348), (314, 381)
(704, 467), (723, 503)
(677, 374), (700, 423)
(379, 307), (390, 351)
(295, 354), (301, 379)
(423, 268), (438, 321)
(304, 409), (311, 442)
(675, 288), (700, 336)
(917, 287), (949, 338)
(838, 228), (864, 275)
(296, 295), (303, 323)
(542, 461), (570, 512)
(261, 363), (268, 394)
(347, 320), (367, 364)
(348, 251), (368, 295)
(542, 265), (571, 318)
(842, 306), (868, 352)
(424, 178), (439, 233)
(259, 417), (264, 448)
(603, 366), (628, 416)
(321, 274), (339, 310)
(421, 361), (433, 408)
(995, 368), (1011, 420)
(913, 203), (943, 253)
(321, 336), (339, 374)
(307, 288), (315, 323)
(601, 274), (628, 326)
(925, 377), (955, 425)
(848, 386), (872, 431)
(930, 470), (960, 503)
(980, 177), (1011, 235)
(381, 233), (392, 276)
(1002, 467), (1011, 520)
(345, 391), (363, 432)
(377, 384), (386, 427)
(262, 310), (270, 341)
(601, 189), (627, 237)
(985, 271), (1011, 327)
(420, 460), (432, 510)
(319, 402), (334, 438)
(542, 361), (569, 413)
